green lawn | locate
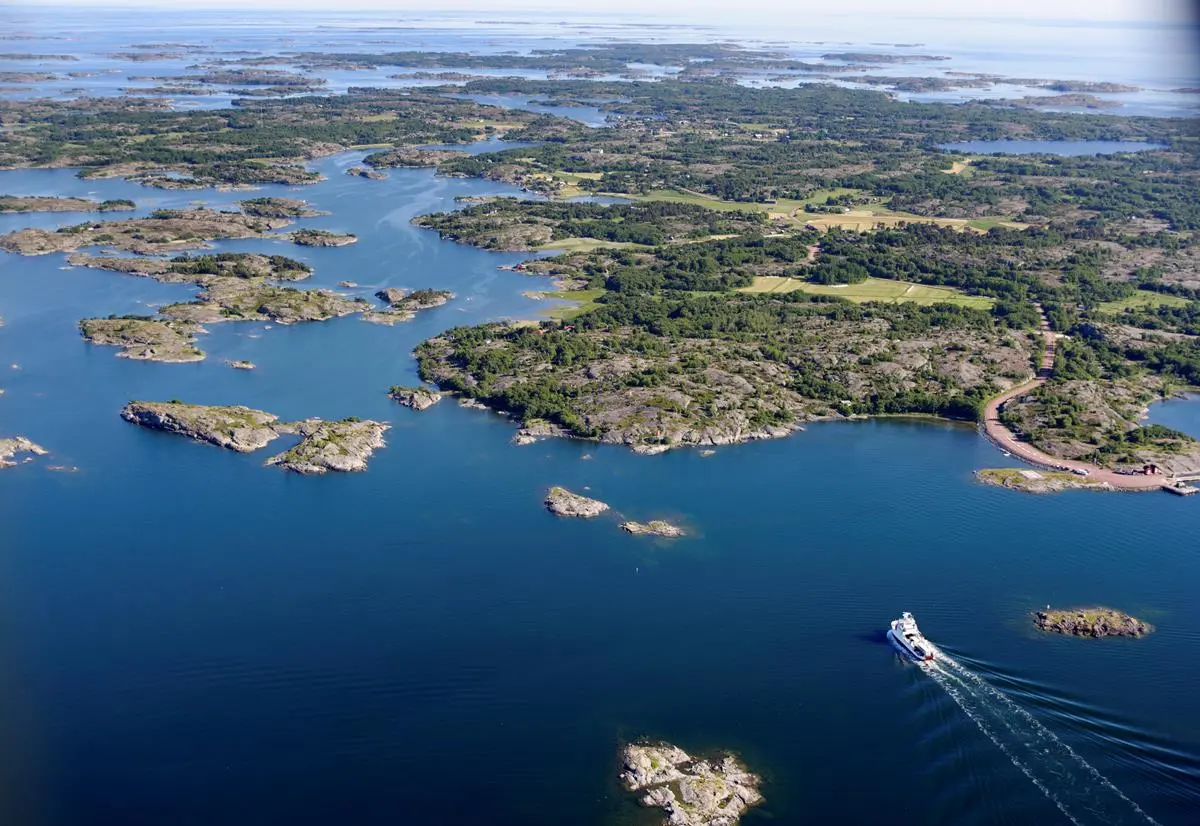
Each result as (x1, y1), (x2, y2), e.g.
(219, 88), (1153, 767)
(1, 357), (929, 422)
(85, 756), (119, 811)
(540, 288), (607, 319)
(740, 276), (995, 309)
(1099, 290), (1193, 312)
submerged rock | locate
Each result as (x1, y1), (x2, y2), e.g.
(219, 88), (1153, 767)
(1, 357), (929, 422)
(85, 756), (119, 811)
(1034, 607), (1152, 638)
(121, 401), (280, 452)
(545, 486), (609, 518)
(388, 386), (442, 410)
(266, 418), (389, 474)
(620, 520), (684, 538)
(0, 436), (48, 468)
(620, 742), (763, 826)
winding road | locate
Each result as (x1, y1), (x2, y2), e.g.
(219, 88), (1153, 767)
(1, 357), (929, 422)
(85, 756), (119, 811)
(980, 309), (1169, 490)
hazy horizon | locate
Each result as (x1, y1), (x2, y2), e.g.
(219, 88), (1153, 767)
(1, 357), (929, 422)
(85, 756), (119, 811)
(2, 0), (1196, 23)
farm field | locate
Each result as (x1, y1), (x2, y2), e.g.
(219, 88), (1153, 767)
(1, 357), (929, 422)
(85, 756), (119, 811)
(739, 276), (996, 309)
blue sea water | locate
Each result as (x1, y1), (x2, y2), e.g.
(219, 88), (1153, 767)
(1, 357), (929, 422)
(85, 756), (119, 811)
(0, 10), (1198, 826)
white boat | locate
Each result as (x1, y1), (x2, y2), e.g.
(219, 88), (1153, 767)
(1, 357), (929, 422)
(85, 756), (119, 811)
(887, 612), (938, 662)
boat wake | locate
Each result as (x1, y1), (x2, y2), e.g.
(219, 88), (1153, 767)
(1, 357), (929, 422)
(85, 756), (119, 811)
(921, 652), (1160, 826)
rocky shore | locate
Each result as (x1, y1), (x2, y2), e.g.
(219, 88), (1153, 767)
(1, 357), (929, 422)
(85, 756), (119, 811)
(237, 196), (327, 218)
(1034, 607), (1152, 638)
(388, 386), (442, 410)
(545, 486), (609, 518)
(975, 468), (1113, 494)
(620, 742), (763, 826)
(0, 436), (48, 468)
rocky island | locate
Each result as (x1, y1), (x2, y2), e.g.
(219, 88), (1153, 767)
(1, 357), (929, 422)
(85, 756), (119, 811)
(545, 486), (609, 518)
(1034, 607), (1153, 638)
(363, 288), (454, 325)
(266, 418), (390, 474)
(620, 520), (685, 537)
(80, 316), (206, 362)
(289, 228), (358, 247)
(620, 742), (763, 826)
(388, 385), (443, 410)
(237, 196), (328, 219)
(0, 436), (48, 468)
(0, 195), (135, 214)
(121, 401), (281, 452)
(0, 207), (293, 256)
(120, 401), (388, 473)
(346, 166), (387, 180)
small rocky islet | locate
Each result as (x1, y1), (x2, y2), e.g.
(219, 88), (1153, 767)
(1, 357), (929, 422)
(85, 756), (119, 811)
(120, 401), (387, 473)
(544, 486), (609, 518)
(363, 288), (454, 325)
(388, 386), (442, 410)
(620, 742), (763, 826)
(0, 436), (48, 468)
(1034, 607), (1153, 638)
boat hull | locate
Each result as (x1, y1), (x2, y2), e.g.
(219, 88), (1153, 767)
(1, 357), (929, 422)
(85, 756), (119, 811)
(887, 628), (935, 662)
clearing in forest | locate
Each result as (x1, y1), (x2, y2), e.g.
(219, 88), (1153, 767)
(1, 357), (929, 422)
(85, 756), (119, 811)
(739, 276), (995, 309)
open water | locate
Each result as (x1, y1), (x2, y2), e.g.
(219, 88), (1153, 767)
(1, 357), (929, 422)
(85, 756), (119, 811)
(0, 10), (1198, 826)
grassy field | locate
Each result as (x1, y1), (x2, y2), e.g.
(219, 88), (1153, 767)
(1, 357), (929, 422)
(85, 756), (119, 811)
(533, 237), (650, 253)
(739, 276), (995, 308)
(538, 288), (607, 319)
(1099, 290), (1194, 312)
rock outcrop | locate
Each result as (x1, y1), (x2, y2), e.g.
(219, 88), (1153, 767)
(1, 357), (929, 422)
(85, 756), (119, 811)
(545, 486), (609, 518)
(0, 436), (48, 468)
(620, 520), (684, 537)
(363, 288), (454, 325)
(266, 418), (389, 474)
(120, 401), (280, 452)
(388, 386), (442, 410)
(1034, 607), (1152, 638)
(620, 742), (763, 826)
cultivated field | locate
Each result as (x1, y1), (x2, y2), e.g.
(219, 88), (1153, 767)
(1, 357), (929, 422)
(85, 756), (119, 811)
(1099, 290), (1193, 312)
(740, 276), (995, 309)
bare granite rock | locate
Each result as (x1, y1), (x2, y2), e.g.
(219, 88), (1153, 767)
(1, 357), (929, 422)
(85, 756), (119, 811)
(545, 486), (609, 518)
(620, 520), (684, 537)
(0, 436), (48, 468)
(620, 742), (763, 826)
(226, 359), (255, 370)
(266, 418), (389, 474)
(1034, 607), (1152, 638)
(120, 401), (280, 452)
(388, 386), (442, 410)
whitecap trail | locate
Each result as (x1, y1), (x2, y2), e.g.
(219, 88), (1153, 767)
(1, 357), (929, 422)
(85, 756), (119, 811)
(921, 652), (1160, 826)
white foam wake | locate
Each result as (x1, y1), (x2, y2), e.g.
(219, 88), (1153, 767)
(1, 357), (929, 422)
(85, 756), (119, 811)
(921, 652), (1160, 826)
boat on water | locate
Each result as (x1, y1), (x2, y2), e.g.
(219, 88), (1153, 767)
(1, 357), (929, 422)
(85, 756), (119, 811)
(888, 612), (938, 662)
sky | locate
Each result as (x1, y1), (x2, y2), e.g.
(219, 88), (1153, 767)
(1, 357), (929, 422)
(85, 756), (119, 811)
(5, 0), (1195, 21)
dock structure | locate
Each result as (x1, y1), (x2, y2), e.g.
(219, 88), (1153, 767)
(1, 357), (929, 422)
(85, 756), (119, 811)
(1163, 483), (1199, 496)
